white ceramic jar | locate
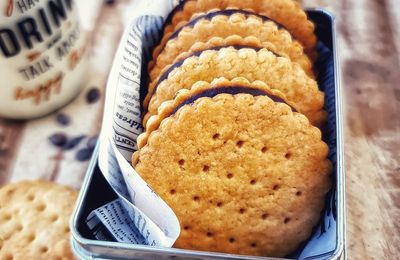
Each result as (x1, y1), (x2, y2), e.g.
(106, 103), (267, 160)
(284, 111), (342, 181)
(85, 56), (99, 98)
(0, 0), (87, 119)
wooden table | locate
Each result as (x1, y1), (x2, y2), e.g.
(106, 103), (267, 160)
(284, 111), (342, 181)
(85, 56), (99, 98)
(0, 0), (399, 259)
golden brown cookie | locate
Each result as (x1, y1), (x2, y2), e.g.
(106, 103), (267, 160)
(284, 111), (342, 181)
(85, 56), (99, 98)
(138, 77), (297, 149)
(134, 89), (331, 257)
(144, 47), (326, 127)
(150, 10), (313, 79)
(0, 180), (78, 260)
(163, 1), (316, 52)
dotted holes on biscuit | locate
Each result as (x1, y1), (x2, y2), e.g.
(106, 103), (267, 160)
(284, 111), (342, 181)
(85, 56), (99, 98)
(64, 226), (70, 233)
(239, 208), (246, 214)
(285, 152), (292, 159)
(16, 224), (23, 232)
(40, 246), (49, 254)
(193, 196), (200, 202)
(284, 217), (291, 224)
(216, 202), (223, 207)
(236, 140), (244, 148)
(203, 165), (210, 172)
(250, 179), (257, 185)
(170, 189), (176, 195)
(212, 133), (220, 140)
(296, 191), (302, 196)
(261, 146), (268, 153)
(36, 204), (46, 212)
(178, 159), (185, 167)
(2, 212), (12, 222)
(5, 188), (15, 197)
(227, 172), (234, 179)
(273, 184), (280, 191)
(261, 213), (269, 220)
(229, 237), (235, 243)
(26, 233), (36, 242)
(50, 214), (59, 223)
(251, 242), (257, 248)
(206, 232), (213, 237)
(183, 225), (190, 231)
(26, 193), (35, 202)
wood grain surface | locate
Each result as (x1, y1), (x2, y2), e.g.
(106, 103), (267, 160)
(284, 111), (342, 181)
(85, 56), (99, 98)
(304, 1), (400, 259)
(0, 0), (399, 259)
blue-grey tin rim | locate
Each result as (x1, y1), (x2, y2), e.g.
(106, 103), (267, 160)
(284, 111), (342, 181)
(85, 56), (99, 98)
(70, 8), (346, 260)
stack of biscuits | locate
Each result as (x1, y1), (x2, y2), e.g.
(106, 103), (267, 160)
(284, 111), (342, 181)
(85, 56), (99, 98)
(133, 0), (331, 257)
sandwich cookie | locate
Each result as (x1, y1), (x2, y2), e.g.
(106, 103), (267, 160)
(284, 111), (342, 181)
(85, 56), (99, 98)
(134, 81), (331, 257)
(138, 77), (297, 148)
(150, 10), (313, 78)
(144, 47), (326, 127)
(162, 0), (316, 52)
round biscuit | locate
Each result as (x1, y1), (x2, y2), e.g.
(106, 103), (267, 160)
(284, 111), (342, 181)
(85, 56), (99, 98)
(150, 11), (313, 80)
(135, 92), (331, 257)
(138, 77), (297, 149)
(0, 180), (77, 260)
(144, 47), (326, 127)
(162, 0), (316, 52)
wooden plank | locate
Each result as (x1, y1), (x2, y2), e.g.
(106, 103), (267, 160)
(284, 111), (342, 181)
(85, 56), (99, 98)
(0, 119), (25, 185)
(338, 0), (400, 258)
(304, 0), (400, 258)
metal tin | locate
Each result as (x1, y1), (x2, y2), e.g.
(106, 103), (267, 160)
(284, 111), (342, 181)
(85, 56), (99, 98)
(71, 9), (346, 260)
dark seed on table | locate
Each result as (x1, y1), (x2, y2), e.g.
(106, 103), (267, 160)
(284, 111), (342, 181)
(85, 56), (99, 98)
(56, 113), (71, 126)
(86, 88), (101, 104)
(49, 133), (68, 147)
(87, 136), (99, 150)
(76, 148), (94, 161)
(63, 135), (86, 150)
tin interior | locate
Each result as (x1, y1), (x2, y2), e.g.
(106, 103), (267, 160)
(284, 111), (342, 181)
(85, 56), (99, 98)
(71, 10), (345, 260)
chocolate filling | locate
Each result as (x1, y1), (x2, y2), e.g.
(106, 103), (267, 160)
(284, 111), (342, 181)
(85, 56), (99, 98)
(170, 86), (297, 116)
